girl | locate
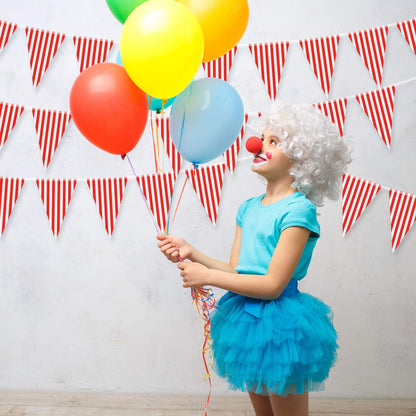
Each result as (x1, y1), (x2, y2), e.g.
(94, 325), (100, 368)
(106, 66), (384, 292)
(157, 101), (352, 416)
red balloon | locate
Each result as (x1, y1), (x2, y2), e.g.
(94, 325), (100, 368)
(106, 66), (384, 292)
(70, 63), (148, 155)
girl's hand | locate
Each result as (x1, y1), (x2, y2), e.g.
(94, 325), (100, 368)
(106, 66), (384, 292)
(177, 262), (210, 288)
(156, 235), (192, 263)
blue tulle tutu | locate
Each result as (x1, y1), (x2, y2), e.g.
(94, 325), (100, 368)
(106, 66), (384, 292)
(211, 279), (338, 396)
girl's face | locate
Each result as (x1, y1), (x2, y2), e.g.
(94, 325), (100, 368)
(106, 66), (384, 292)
(251, 127), (294, 181)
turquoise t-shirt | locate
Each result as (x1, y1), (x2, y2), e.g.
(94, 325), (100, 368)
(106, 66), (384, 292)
(235, 191), (320, 280)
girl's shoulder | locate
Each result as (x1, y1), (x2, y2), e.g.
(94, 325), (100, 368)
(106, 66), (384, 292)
(236, 195), (263, 226)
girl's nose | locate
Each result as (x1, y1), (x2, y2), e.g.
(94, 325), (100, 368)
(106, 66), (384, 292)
(245, 136), (263, 154)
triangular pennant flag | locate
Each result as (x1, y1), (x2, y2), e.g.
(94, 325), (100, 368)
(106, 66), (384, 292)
(73, 36), (114, 72)
(0, 177), (25, 236)
(389, 189), (416, 252)
(397, 18), (416, 55)
(0, 20), (18, 54)
(155, 115), (182, 176)
(185, 164), (226, 225)
(202, 46), (237, 81)
(342, 174), (381, 236)
(223, 113), (248, 174)
(32, 108), (72, 167)
(313, 98), (348, 136)
(248, 42), (289, 100)
(87, 178), (128, 236)
(299, 35), (340, 96)
(0, 102), (25, 151)
(348, 26), (389, 86)
(355, 85), (396, 149)
(24, 28), (65, 87)
(136, 171), (177, 233)
(36, 179), (77, 237)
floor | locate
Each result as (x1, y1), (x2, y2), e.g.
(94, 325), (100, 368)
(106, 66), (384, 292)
(0, 392), (415, 415)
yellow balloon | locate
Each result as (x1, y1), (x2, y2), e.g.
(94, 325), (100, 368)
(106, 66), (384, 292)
(120, 0), (204, 99)
(178, 0), (249, 63)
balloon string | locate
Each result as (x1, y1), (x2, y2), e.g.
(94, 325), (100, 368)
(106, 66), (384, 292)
(169, 175), (188, 231)
(150, 105), (160, 173)
(121, 153), (162, 235)
(178, 255), (216, 416)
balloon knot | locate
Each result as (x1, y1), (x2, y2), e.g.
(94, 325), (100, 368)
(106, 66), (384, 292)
(193, 163), (199, 170)
(121, 153), (127, 160)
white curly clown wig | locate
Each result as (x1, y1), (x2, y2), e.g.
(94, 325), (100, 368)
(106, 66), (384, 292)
(258, 101), (353, 206)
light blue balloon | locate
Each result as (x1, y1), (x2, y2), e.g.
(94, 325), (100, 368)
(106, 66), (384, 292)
(116, 51), (175, 112)
(169, 78), (244, 165)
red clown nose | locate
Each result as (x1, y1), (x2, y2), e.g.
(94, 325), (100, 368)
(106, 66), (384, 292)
(245, 136), (263, 154)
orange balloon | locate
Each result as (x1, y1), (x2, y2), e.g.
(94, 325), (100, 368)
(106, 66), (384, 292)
(178, 0), (249, 62)
(70, 63), (148, 155)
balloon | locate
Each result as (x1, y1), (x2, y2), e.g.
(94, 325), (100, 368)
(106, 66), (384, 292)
(105, 0), (149, 24)
(115, 51), (175, 112)
(177, 0), (249, 62)
(70, 63), (148, 155)
(169, 78), (244, 165)
(120, 0), (204, 99)
(147, 96), (175, 112)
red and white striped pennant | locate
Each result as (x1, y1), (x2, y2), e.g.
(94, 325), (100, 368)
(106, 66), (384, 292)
(136, 171), (176, 233)
(87, 178), (128, 236)
(397, 18), (416, 55)
(0, 102), (25, 151)
(342, 174), (381, 236)
(202, 46), (237, 81)
(32, 108), (72, 167)
(223, 113), (248, 174)
(0, 20), (18, 54)
(185, 164), (226, 225)
(36, 179), (77, 237)
(355, 85), (396, 149)
(248, 42), (290, 100)
(313, 98), (348, 136)
(389, 189), (416, 252)
(24, 28), (65, 87)
(0, 177), (25, 236)
(155, 115), (182, 176)
(299, 35), (340, 96)
(73, 36), (114, 73)
(348, 26), (389, 86)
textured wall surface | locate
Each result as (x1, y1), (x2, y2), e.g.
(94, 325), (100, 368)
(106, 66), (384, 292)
(0, 0), (415, 399)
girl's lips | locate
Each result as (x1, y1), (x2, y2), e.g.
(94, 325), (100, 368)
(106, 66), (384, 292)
(253, 153), (268, 166)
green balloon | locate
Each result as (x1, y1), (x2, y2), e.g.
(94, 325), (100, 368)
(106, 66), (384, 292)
(105, 0), (149, 24)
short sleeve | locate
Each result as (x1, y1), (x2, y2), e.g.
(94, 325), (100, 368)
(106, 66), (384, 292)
(236, 198), (254, 227)
(280, 200), (320, 238)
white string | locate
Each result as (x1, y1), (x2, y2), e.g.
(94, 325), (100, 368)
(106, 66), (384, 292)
(7, 15), (412, 46)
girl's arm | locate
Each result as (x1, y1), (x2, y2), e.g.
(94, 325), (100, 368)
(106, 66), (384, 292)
(156, 224), (242, 274)
(178, 226), (311, 300)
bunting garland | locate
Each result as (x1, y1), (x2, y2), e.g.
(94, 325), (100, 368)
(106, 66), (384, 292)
(87, 177), (128, 236)
(0, 102), (25, 151)
(342, 173), (381, 235)
(348, 26), (389, 86)
(397, 18), (416, 55)
(355, 85), (396, 149)
(202, 46), (237, 81)
(36, 179), (77, 237)
(31, 108), (72, 167)
(389, 189), (416, 252)
(72, 36), (114, 72)
(299, 35), (340, 96)
(0, 177), (24, 236)
(223, 113), (248, 174)
(248, 42), (290, 100)
(313, 98), (348, 137)
(136, 171), (176, 233)
(155, 115), (182, 176)
(186, 164), (226, 225)
(0, 20), (17, 54)
(24, 28), (65, 87)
